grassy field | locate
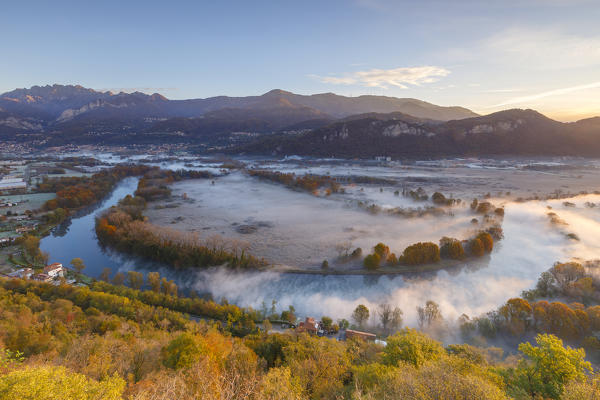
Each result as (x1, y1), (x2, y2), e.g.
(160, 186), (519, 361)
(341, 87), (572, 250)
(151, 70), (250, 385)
(0, 192), (55, 214)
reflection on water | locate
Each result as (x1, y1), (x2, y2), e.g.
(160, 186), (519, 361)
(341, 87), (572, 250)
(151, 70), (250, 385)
(40, 177), (140, 278)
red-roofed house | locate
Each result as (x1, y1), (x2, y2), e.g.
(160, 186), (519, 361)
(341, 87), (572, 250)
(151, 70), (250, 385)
(43, 263), (65, 278)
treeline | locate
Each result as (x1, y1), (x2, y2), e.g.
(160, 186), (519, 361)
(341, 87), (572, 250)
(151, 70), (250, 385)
(247, 169), (341, 195)
(96, 172), (266, 269)
(40, 164), (154, 211)
(361, 229), (499, 269)
(461, 261), (600, 362)
(2, 277), (600, 399)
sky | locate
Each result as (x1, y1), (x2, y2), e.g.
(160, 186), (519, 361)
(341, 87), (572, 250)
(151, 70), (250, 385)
(2, 0), (600, 121)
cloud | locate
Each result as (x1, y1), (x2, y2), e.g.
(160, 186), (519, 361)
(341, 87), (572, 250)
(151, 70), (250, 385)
(484, 28), (600, 70)
(491, 81), (600, 108)
(311, 66), (450, 89)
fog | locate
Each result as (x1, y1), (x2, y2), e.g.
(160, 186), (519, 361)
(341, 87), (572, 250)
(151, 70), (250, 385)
(40, 157), (600, 331)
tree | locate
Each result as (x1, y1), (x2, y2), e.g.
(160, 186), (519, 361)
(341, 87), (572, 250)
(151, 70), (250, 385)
(127, 271), (144, 290)
(338, 319), (350, 330)
(70, 258), (86, 274)
(469, 238), (485, 257)
(378, 303), (392, 333)
(0, 365), (125, 400)
(477, 232), (494, 253)
(147, 271), (161, 292)
(321, 316), (333, 331)
(373, 243), (390, 260)
(513, 334), (592, 399)
(363, 253), (381, 270)
(399, 242), (440, 265)
(99, 268), (111, 282)
(390, 307), (403, 332)
(382, 328), (444, 368)
(262, 319), (272, 334)
(352, 304), (370, 328)
(112, 272), (125, 286)
(161, 333), (204, 370)
(439, 237), (465, 260)
(417, 300), (442, 329)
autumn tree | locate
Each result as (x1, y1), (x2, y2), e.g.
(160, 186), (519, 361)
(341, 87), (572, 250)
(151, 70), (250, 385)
(147, 271), (161, 292)
(352, 304), (370, 328)
(112, 272), (125, 286)
(127, 271), (144, 290)
(383, 328), (444, 368)
(70, 257), (86, 274)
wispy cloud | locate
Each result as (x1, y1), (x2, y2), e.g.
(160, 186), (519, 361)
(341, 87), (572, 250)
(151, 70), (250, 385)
(484, 28), (600, 70)
(491, 81), (600, 108)
(311, 66), (450, 89)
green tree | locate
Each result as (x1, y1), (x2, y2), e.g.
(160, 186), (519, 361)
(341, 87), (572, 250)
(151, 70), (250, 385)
(512, 334), (592, 399)
(161, 333), (204, 370)
(70, 258), (86, 274)
(363, 253), (381, 270)
(383, 328), (444, 368)
(352, 304), (370, 328)
(321, 316), (333, 331)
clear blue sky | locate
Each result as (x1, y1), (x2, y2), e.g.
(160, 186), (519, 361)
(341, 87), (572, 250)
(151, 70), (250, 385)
(2, 0), (600, 120)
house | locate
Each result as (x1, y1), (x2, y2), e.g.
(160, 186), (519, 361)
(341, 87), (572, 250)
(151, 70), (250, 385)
(32, 273), (52, 282)
(345, 329), (377, 341)
(7, 268), (33, 279)
(297, 317), (319, 334)
(43, 263), (65, 278)
(16, 225), (36, 233)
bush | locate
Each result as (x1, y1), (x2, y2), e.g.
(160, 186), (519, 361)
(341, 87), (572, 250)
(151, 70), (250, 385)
(399, 242), (440, 265)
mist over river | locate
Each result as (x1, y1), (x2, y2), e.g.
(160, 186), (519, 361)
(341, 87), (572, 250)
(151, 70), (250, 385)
(39, 158), (600, 326)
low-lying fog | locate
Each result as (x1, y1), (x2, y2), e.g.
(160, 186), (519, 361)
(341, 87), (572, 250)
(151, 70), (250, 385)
(40, 156), (600, 329)
(145, 170), (600, 326)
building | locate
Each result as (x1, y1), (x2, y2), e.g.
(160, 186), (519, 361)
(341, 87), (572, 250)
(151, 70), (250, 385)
(297, 317), (319, 335)
(345, 329), (377, 341)
(0, 177), (27, 190)
(43, 263), (65, 278)
(7, 268), (33, 279)
(32, 273), (52, 282)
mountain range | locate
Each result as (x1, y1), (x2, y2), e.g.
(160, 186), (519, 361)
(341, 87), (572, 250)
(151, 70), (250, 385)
(1, 84), (600, 157)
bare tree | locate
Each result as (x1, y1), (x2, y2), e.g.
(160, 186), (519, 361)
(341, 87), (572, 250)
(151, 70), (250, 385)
(417, 300), (442, 329)
(378, 303), (392, 333)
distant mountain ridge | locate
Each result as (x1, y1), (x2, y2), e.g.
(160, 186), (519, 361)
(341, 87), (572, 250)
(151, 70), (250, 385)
(0, 84), (477, 127)
(2, 84), (600, 157)
(233, 109), (600, 157)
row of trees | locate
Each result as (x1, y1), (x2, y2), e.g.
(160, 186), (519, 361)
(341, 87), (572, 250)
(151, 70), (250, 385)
(96, 173), (266, 270)
(362, 231), (496, 270)
(460, 262), (600, 362)
(246, 169), (341, 195)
